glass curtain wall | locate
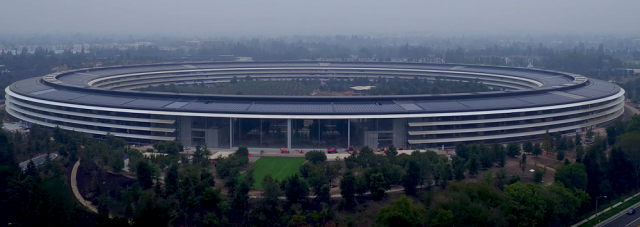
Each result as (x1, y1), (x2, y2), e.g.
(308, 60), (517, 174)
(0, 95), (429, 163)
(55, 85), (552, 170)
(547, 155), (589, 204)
(190, 117), (230, 148)
(233, 118), (288, 148)
(349, 118), (394, 149)
(291, 119), (348, 149)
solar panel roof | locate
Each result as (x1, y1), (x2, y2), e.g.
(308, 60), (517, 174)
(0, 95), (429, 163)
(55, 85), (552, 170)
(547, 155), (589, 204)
(7, 62), (622, 115)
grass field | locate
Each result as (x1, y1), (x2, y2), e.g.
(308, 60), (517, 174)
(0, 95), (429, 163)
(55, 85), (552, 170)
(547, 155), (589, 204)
(240, 157), (306, 189)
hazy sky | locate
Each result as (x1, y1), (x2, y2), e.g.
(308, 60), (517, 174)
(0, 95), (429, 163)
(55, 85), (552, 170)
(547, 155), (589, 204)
(2, 0), (639, 36)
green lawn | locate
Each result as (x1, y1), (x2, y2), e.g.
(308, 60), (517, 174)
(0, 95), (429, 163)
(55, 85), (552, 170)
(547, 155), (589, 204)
(239, 157), (306, 189)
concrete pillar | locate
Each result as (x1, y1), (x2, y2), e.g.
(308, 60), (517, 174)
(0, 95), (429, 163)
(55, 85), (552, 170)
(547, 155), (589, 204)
(287, 119), (292, 150)
(179, 116), (192, 147)
(229, 118), (233, 149)
(347, 120), (351, 148)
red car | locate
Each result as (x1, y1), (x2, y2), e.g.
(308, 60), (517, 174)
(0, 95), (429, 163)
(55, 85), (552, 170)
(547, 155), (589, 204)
(327, 148), (337, 154)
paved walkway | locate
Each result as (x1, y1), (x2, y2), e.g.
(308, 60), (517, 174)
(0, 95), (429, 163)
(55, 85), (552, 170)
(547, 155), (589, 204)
(249, 186), (410, 200)
(625, 103), (640, 115)
(71, 159), (98, 214)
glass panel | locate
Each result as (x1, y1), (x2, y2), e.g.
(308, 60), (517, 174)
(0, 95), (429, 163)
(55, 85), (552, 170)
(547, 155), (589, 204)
(233, 118), (287, 148)
(188, 117), (230, 148)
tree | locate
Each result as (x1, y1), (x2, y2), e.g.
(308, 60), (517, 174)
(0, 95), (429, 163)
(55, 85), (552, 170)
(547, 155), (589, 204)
(201, 187), (222, 211)
(532, 143), (543, 156)
(506, 143), (521, 157)
(554, 163), (588, 190)
(165, 164), (179, 196)
(482, 169), (494, 186)
(430, 209), (455, 227)
(575, 134), (582, 146)
(456, 143), (469, 160)
(504, 182), (547, 227)
(495, 168), (508, 190)
(132, 196), (176, 227)
(522, 141), (533, 154)
(402, 160), (422, 195)
(154, 174), (163, 196)
(545, 183), (590, 225)
(608, 147), (633, 194)
(586, 128), (595, 140)
(575, 144), (585, 163)
(520, 154), (527, 174)
(467, 153), (480, 178)
(627, 115), (640, 133)
(452, 155), (466, 180)
(317, 184), (331, 204)
(261, 174), (282, 207)
(493, 142), (506, 167)
(606, 125), (617, 145)
(96, 194), (111, 227)
(618, 133), (640, 189)
(369, 172), (389, 200)
(235, 145), (249, 158)
(375, 195), (424, 227)
(305, 150), (327, 164)
(245, 168), (255, 189)
(57, 145), (67, 156)
(542, 129), (552, 154)
(136, 161), (154, 189)
(534, 167), (546, 184)
(340, 171), (356, 207)
(281, 173), (309, 204)
(556, 150), (565, 161)
(386, 144), (398, 157)
(232, 181), (250, 211)
(193, 144), (211, 167)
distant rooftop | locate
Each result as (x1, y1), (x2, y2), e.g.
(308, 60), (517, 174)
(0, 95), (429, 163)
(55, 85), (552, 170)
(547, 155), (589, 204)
(350, 86), (376, 91)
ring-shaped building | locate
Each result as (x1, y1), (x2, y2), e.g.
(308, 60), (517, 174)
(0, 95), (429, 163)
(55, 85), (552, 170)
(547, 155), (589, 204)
(4, 61), (625, 150)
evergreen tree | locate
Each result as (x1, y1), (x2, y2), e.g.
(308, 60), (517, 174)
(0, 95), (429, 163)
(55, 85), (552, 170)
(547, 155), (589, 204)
(451, 155), (466, 180)
(402, 160), (422, 195)
(154, 175), (163, 196)
(369, 172), (389, 200)
(608, 147), (632, 194)
(542, 129), (553, 154)
(245, 168), (255, 189)
(281, 173), (309, 204)
(523, 141), (533, 154)
(520, 154), (527, 174)
(136, 161), (154, 189)
(317, 184), (331, 204)
(467, 153), (480, 178)
(340, 171), (356, 207)
(575, 145), (585, 163)
(557, 150), (565, 161)
(165, 164), (179, 196)
(532, 143), (543, 156)
(96, 195), (111, 227)
(554, 163), (588, 190)
(506, 143), (521, 157)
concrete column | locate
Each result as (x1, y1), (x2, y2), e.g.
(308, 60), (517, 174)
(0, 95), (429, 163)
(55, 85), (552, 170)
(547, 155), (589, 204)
(179, 116), (192, 147)
(347, 120), (351, 148)
(229, 118), (233, 149)
(287, 119), (292, 150)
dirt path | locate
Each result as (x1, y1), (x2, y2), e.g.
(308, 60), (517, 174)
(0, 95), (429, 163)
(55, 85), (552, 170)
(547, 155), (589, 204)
(71, 159), (98, 214)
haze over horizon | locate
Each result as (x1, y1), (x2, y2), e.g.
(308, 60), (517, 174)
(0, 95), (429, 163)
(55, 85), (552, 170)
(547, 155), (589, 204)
(1, 0), (640, 37)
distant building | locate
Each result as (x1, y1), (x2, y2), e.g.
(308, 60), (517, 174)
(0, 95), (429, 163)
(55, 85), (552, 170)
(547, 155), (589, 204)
(235, 57), (253, 62)
(350, 86), (376, 95)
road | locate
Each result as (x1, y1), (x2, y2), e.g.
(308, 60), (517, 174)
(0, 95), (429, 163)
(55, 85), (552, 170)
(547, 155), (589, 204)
(18, 153), (58, 170)
(602, 205), (640, 227)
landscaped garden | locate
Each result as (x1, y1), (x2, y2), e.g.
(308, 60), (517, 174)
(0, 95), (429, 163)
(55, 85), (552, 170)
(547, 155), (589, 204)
(240, 157), (306, 189)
